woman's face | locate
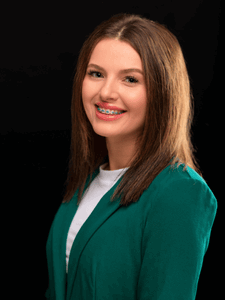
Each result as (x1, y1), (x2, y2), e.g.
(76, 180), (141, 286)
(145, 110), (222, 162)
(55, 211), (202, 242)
(82, 38), (147, 142)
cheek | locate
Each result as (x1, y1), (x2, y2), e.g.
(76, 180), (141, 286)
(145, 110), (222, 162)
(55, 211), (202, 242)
(129, 94), (147, 129)
(82, 81), (93, 114)
(82, 82), (91, 116)
(82, 79), (89, 103)
(82, 80), (99, 115)
(130, 106), (146, 128)
(126, 89), (147, 115)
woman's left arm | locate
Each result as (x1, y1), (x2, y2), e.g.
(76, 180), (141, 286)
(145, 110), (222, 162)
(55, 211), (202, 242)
(137, 178), (217, 300)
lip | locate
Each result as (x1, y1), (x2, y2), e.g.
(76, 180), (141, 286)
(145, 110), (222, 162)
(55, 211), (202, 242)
(95, 105), (126, 121)
(96, 102), (127, 112)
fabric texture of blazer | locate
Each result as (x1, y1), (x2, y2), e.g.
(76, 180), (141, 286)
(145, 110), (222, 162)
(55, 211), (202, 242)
(45, 162), (217, 300)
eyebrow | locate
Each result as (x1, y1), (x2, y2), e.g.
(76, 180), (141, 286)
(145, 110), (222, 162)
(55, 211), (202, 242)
(87, 63), (144, 75)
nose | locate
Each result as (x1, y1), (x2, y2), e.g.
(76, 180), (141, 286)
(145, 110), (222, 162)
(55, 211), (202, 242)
(99, 78), (119, 101)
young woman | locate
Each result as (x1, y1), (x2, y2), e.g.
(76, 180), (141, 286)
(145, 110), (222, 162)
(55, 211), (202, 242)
(45, 13), (217, 300)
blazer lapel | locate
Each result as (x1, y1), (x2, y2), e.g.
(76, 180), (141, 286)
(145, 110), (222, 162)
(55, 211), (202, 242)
(51, 189), (79, 300)
(66, 173), (123, 300)
(51, 168), (100, 299)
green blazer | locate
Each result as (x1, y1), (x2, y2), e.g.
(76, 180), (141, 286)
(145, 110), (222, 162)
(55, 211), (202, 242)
(45, 162), (217, 300)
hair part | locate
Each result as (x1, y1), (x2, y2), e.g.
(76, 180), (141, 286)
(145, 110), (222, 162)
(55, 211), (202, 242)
(62, 13), (202, 206)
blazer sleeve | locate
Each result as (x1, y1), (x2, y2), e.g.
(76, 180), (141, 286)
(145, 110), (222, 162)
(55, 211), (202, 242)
(137, 177), (217, 300)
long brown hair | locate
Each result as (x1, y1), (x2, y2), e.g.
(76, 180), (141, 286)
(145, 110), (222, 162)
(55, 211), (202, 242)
(62, 13), (202, 206)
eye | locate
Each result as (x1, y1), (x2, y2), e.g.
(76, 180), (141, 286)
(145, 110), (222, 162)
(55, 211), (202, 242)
(87, 70), (139, 84)
(125, 76), (138, 84)
(87, 70), (103, 78)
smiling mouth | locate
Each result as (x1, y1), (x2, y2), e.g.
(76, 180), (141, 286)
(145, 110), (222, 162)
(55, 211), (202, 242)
(95, 105), (126, 115)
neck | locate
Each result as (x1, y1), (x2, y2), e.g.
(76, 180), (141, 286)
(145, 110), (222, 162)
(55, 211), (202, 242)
(105, 136), (138, 171)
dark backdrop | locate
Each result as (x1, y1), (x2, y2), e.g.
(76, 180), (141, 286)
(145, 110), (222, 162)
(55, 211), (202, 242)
(1, 1), (221, 299)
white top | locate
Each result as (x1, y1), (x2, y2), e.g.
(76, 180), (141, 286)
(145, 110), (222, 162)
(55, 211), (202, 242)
(66, 162), (129, 273)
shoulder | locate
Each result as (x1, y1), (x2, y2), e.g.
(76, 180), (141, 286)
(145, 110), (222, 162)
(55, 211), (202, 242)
(142, 162), (217, 222)
(154, 162), (207, 190)
(151, 162), (215, 200)
(138, 163), (218, 252)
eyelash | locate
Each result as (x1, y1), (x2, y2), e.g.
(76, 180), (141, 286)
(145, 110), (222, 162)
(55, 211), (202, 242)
(87, 70), (139, 84)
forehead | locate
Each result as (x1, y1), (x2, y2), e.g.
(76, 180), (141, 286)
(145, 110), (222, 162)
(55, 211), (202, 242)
(89, 38), (143, 70)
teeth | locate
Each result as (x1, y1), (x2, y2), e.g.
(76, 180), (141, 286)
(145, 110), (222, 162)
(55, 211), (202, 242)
(97, 106), (124, 115)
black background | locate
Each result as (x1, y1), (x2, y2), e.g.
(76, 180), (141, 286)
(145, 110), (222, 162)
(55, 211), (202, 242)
(1, 1), (221, 299)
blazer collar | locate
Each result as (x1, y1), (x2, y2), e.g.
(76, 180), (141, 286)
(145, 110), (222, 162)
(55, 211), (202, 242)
(66, 170), (123, 299)
(50, 163), (124, 300)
